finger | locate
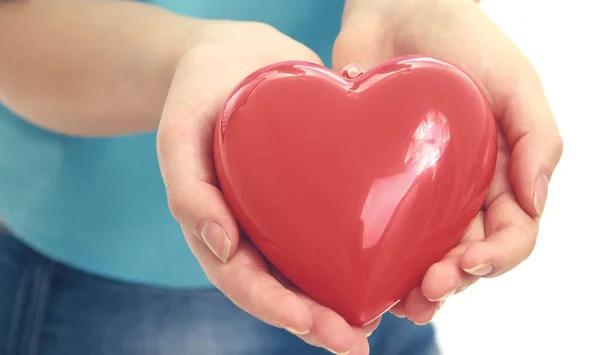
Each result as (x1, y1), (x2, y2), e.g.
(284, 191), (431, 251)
(184, 227), (314, 334)
(268, 267), (359, 353)
(421, 212), (485, 301)
(295, 293), (358, 354)
(461, 193), (539, 277)
(156, 57), (241, 263)
(497, 67), (564, 218)
(389, 300), (406, 318)
(404, 287), (442, 325)
(423, 256), (480, 301)
(361, 316), (382, 337)
(301, 329), (369, 355)
(483, 128), (512, 207)
(349, 328), (370, 355)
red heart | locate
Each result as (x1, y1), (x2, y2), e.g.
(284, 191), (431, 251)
(214, 56), (497, 326)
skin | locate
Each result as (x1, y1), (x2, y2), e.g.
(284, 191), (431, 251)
(334, 0), (564, 329)
(0, 0), (563, 354)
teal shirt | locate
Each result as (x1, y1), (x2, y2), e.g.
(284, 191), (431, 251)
(0, 0), (344, 288)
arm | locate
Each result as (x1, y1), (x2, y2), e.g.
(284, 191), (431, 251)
(0, 0), (201, 136)
(2, 3), (367, 351)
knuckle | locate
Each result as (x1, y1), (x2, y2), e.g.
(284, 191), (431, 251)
(512, 56), (542, 86)
(165, 183), (188, 224)
(495, 56), (541, 99)
(155, 128), (168, 158)
(155, 122), (179, 164)
(426, 260), (447, 275)
(203, 256), (241, 291)
(217, 264), (251, 303)
(507, 225), (537, 266)
(551, 134), (564, 163)
(203, 263), (224, 288)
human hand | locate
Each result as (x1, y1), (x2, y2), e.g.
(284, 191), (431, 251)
(333, 0), (563, 324)
(157, 21), (375, 354)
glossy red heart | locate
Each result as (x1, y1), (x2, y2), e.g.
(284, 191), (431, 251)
(214, 56), (497, 326)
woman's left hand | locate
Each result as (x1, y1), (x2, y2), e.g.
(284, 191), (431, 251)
(333, 0), (563, 325)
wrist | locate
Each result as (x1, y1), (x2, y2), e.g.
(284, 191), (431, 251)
(141, 17), (205, 120)
(161, 18), (207, 81)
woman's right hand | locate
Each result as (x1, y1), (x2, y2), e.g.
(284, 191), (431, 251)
(157, 21), (374, 355)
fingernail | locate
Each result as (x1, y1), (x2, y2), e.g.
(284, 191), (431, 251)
(366, 331), (373, 337)
(427, 288), (456, 302)
(463, 263), (494, 276)
(392, 311), (406, 318)
(323, 346), (350, 355)
(534, 173), (550, 217)
(439, 289), (455, 300)
(284, 327), (310, 336)
(198, 220), (231, 263)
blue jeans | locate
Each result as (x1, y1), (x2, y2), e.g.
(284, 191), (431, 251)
(0, 228), (440, 355)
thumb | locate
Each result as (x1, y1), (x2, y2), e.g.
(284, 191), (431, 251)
(332, 24), (394, 73)
(156, 37), (326, 265)
(502, 72), (564, 217)
(157, 58), (240, 264)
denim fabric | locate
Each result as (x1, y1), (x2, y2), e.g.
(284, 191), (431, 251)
(0, 228), (440, 355)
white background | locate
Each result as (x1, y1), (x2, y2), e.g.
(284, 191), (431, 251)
(435, 1), (600, 354)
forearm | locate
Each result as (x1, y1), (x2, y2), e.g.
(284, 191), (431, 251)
(0, 0), (201, 136)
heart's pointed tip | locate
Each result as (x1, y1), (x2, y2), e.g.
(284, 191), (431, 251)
(340, 296), (405, 327)
(344, 314), (381, 328)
